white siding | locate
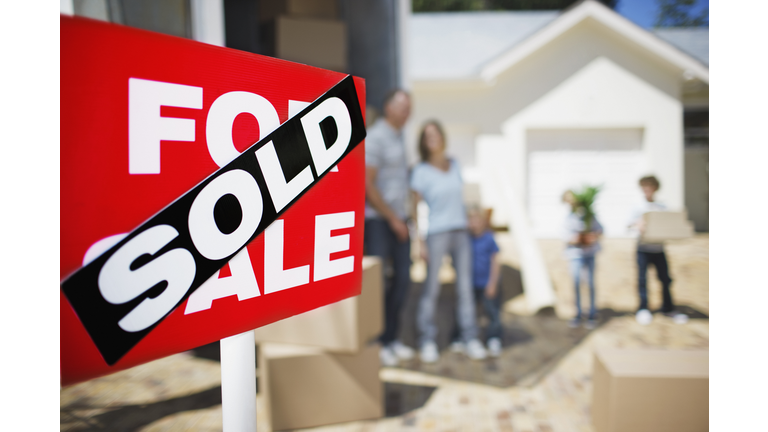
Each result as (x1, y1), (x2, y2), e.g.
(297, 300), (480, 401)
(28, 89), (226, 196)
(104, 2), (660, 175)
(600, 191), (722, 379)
(411, 19), (686, 238)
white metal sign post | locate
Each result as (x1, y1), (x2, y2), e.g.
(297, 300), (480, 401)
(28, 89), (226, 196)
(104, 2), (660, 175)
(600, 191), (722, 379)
(221, 331), (257, 432)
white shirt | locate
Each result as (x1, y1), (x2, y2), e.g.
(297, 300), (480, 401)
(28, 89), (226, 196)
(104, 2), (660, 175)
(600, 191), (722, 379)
(629, 199), (667, 252)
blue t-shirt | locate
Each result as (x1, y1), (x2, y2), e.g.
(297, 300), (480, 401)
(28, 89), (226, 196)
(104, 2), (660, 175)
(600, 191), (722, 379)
(472, 230), (500, 289)
(410, 159), (467, 235)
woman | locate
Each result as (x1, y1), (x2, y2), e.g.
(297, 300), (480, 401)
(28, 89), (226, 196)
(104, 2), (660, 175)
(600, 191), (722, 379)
(410, 120), (487, 363)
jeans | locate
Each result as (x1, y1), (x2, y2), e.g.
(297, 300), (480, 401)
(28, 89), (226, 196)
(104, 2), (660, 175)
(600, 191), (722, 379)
(570, 255), (596, 320)
(450, 288), (502, 343)
(637, 250), (674, 312)
(418, 229), (478, 346)
(364, 219), (412, 345)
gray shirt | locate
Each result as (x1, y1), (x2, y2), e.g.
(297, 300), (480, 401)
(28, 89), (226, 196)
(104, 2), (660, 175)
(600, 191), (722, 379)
(364, 119), (410, 220)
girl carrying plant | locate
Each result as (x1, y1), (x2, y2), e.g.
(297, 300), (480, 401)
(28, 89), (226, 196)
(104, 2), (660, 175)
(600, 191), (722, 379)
(562, 187), (604, 329)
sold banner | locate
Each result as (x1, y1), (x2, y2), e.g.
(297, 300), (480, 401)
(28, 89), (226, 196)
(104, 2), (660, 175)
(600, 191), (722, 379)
(61, 15), (366, 386)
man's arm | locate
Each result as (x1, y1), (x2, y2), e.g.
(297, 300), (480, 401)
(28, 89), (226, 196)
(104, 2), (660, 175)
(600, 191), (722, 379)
(365, 165), (409, 242)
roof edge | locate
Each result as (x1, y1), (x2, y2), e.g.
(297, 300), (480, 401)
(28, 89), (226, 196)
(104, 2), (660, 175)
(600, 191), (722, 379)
(478, 0), (708, 84)
(410, 77), (492, 90)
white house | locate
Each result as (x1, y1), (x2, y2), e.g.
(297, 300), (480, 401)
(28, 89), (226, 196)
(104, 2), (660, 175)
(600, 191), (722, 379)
(406, 0), (709, 238)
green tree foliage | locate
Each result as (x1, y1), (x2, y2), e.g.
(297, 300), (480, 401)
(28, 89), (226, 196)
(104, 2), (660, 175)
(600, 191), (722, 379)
(570, 185), (601, 231)
(413, 0), (618, 12)
(654, 0), (708, 27)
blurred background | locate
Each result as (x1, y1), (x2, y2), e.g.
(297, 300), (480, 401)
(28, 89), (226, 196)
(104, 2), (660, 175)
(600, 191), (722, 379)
(61, 0), (708, 234)
(60, 0), (708, 431)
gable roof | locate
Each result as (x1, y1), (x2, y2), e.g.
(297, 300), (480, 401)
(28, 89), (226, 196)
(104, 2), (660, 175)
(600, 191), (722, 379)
(409, 0), (709, 85)
(409, 11), (558, 81)
(652, 28), (709, 66)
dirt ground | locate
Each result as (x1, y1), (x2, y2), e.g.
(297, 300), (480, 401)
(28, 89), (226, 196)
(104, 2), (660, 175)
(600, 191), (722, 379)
(61, 234), (709, 432)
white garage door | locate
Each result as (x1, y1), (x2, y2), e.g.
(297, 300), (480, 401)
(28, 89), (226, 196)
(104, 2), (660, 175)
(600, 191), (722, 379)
(527, 129), (645, 238)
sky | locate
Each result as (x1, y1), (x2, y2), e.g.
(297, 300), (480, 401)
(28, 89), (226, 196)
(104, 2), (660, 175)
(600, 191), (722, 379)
(615, 0), (709, 28)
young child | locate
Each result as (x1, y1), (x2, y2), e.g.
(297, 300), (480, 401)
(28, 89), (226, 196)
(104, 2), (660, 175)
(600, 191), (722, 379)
(562, 190), (603, 329)
(450, 206), (503, 357)
(628, 176), (687, 325)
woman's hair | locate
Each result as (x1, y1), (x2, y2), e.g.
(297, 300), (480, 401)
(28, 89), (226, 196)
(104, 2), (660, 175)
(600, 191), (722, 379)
(418, 120), (447, 162)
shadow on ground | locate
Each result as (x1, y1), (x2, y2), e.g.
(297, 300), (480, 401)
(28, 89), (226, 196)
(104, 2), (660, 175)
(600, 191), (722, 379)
(61, 386), (222, 432)
(62, 381), (436, 431)
(384, 382), (438, 417)
(62, 342), (438, 430)
(393, 264), (708, 388)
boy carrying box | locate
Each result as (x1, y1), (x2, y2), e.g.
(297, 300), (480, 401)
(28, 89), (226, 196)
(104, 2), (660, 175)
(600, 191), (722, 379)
(628, 175), (688, 325)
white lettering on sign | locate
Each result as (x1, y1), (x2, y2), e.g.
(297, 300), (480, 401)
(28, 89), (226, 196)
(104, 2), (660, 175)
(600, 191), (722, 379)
(184, 247), (260, 314)
(188, 169), (264, 260)
(288, 100), (311, 118)
(128, 78), (202, 174)
(128, 82), (343, 175)
(206, 91), (280, 167)
(65, 75), (365, 365)
(301, 97), (352, 175)
(88, 211), (355, 316)
(83, 234), (128, 266)
(255, 141), (315, 213)
(98, 225), (196, 332)
(89, 78), (359, 333)
(289, 100), (339, 173)
(314, 211), (355, 281)
(264, 219), (310, 294)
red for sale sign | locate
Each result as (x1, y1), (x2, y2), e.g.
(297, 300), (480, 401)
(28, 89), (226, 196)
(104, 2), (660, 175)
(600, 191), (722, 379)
(61, 15), (367, 386)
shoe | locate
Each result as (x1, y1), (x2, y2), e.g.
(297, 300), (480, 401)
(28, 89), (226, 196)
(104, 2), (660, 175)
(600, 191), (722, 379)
(568, 317), (581, 328)
(465, 339), (487, 360)
(449, 341), (465, 354)
(389, 340), (415, 360)
(663, 310), (689, 324)
(636, 309), (653, 326)
(420, 341), (439, 363)
(379, 345), (398, 367)
(487, 337), (502, 357)
(584, 319), (598, 330)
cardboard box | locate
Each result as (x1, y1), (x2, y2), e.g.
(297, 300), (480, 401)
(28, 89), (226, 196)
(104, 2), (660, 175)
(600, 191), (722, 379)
(641, 211), (695, 242)
(260, 0), (339, 22)
(259, 343), (383, 431)
(592, 349), (708, 432)
(275, 16), (347, 72)
(253, 257), (382, 353)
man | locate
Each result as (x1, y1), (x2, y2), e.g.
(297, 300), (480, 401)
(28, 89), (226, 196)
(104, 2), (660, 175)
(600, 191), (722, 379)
(364, 89), (415, 366)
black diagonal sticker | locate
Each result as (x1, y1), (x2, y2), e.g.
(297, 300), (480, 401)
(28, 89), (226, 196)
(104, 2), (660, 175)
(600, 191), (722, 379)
(61, 76), (366, 365)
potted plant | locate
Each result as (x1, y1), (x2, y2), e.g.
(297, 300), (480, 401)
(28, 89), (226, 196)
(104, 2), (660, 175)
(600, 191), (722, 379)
(570, 185), (601, 246)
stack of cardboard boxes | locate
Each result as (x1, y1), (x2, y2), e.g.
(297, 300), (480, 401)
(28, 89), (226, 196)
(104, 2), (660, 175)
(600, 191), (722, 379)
(259, 0), (347, 73)
(255, 256), (383, 431)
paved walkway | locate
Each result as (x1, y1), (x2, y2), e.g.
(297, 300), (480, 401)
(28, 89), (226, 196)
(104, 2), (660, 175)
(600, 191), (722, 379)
(61, 235), (708, 431)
